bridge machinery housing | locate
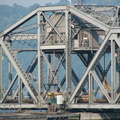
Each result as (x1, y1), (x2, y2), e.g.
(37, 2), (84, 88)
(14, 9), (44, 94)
(0, 5), (120, 111)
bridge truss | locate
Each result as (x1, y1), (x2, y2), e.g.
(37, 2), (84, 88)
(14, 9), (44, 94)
(0, 5), (120, 110)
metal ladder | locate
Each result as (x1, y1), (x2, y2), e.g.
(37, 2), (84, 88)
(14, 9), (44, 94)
(1, 40), (38, 102)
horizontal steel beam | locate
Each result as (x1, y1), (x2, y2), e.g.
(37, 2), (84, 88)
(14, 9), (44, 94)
(69, 103), (120, 109)
(36, 6), (66, 12)
(40, 45), (65, 50)
(10, 34), (37, 40)
(0, 103), (47, 109)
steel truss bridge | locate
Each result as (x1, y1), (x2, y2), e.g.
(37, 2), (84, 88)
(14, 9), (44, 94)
(0, 5), (120, 111)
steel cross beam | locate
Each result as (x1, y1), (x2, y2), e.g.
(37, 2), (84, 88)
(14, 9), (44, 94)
(77, 53), (106, 97)
(77, 54), (89, 67)
(69, 30), (112, 103)
(43, 12), (65, 44)
(78, 54), (111, 96)
(9, 34), (38, 41)
(0, 6), (66, 37)
(42, 12), (65, 42)
(0, 10), (37, 37)
(79, 53), (109, 88)
(43, 52), (66, 97)
(77, 53), (105, 81)
(12, 54), (38, 99)
(0, 38), (38, 103)
(56, 53), (88, 97)
(71, 27), (82, 40)
(57, 76), (66, 92)
(69, 28), (120, 103)
(91, 70), (111, 103)
(1, 74), (18, 103)
(56, 54), (83, 87)
(112, 7), (119, 27)
(68, 5), (110, 32)
(11, 24), (38, 34)
(94, 61), (111, 96)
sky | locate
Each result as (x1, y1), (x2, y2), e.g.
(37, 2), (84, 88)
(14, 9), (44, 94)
(0, 0), (60, 7)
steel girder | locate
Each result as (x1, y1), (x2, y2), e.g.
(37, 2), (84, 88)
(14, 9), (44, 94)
(69, 30), (112, 103)
(0, 5), (120, 109)
(68, 6), (110, 32)
(0, 38), (38, 103)
(0, 46), (2, 100)
(0, 5), (113, 37)
(0, 6), (67, 37)
(65, 11), (72, 97)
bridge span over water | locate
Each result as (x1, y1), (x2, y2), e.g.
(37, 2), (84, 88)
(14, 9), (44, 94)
(0, 5), (120, 111)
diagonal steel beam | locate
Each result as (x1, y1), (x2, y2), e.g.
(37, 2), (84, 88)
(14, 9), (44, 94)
(68, 5), (110, 32)
(57, 54), (79, 86)
(77, 53), (108, 97)
(0, 38), (38, 103)
(0, 6), (66, 37)
(69, 30), (111, 103)
(91, 70), (111, 103)
(72, 27), (82, 40)
(0, 10), (37, 36)
(44, 13), (65, 43)
(42, 52), (65, 97)
(12, 54), (38, 99)
(1, 74), (18, 102)
(77, 54), (88, 67)
(56, 54), (87, 94)
(42, 12), (65, 42)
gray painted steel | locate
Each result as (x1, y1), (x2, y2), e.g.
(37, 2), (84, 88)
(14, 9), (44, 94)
(0, 5), (120, 110)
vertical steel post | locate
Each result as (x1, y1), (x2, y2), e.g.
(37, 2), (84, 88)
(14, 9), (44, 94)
(89, 72), (94, 103)
(0, 45), (2, 100)
(8, 61), (12, 96)
(38, 12), (44, 107)
(65, 11), (72, 100)
(111, 40), (116, 103)
(116, 48), (120, 93)
(18, 77), (22, 104)
(38, 12), (41, 106)
(48, 54), (51, 91)
(40, 13), (44, 95)
(117, 8), (120, 27)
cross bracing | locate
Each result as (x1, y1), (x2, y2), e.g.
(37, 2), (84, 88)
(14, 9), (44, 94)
(0, 5), (120, 110)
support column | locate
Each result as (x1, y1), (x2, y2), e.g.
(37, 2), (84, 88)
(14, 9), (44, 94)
(111, 40), (116, 103)
(0, 45), (2, 100)
(65, 11), (72, 99)
(117, 8), (120, 27)
(18, 77), (22, 104)
(89, 72), (94, 103)
(48, 54), (51, 92)
(38, 12), (44, 107)
(8, 61), (12, 96)
(116, 48), (120, 93)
